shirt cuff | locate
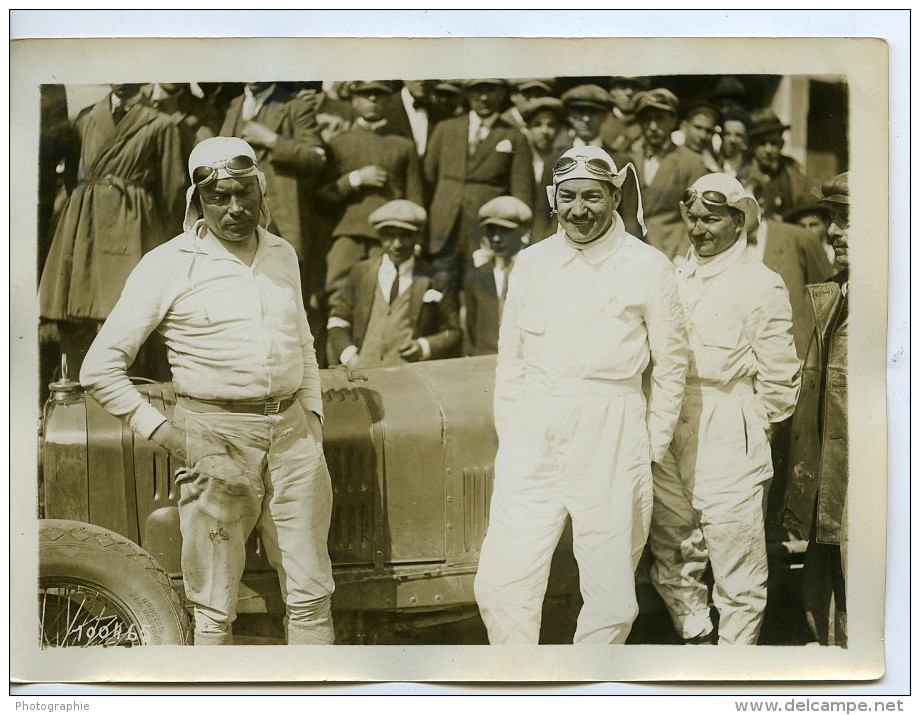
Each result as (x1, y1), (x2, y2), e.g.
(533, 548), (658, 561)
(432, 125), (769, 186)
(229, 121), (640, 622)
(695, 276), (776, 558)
(133, 408), (169, 442)
(327, 316), (352, 330)
(340, 345), (359, 366)
(348, 170), (362, 188)
(417, 337), (431, 360)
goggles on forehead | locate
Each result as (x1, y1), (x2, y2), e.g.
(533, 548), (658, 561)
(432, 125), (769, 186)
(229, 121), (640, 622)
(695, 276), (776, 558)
(553, 155), (615, 181)
(191, 154), (257, 187)
(680, 188), (731, 209)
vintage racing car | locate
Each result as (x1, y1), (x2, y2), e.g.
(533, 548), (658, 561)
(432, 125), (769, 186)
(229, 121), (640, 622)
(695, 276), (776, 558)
(39, 355), (617, 646)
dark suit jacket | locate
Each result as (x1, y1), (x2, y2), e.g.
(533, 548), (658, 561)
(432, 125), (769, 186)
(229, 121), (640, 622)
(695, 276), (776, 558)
(423, 114), (534, 257)
(327, 257), (462, 363)
(220, 87), (325, 260)
(625, 141), (707, 260)
(318, 126), (423, 240)
(531, 132), (574, 242)
(760, 219), (835, 359)
(463, 259), (514, 356)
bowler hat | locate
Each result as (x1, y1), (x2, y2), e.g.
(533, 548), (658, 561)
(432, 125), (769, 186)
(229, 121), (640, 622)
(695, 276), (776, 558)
(561, 84), (613, 112)
(747, 109), (791, 141)
(369, 200), (427, 232)
(782, 201), (831, 225)
(633, 88), (680, 116)
(478, 196), (533, 228)
(819, 172), (849, 206)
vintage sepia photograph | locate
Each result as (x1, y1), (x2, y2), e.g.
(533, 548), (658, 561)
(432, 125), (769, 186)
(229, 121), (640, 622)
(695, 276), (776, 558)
(10, 13), (903, 693)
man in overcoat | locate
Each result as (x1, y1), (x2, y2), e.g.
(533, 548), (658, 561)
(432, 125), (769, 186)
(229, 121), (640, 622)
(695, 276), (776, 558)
(39, 83), (187, 378)
(783, 172), (850, 647)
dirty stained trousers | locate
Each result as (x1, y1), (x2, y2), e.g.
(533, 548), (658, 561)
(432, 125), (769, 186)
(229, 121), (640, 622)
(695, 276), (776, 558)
(649, 239), (800, 644)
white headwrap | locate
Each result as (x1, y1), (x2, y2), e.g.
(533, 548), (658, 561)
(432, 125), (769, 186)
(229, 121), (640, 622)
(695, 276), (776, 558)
(683, 172), (761, 236)
(183, 136), (271, 233)
(547, 145), (646, 237)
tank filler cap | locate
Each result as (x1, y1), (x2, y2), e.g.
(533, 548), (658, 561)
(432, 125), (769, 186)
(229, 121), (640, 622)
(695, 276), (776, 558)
(48, 355), (83, 402)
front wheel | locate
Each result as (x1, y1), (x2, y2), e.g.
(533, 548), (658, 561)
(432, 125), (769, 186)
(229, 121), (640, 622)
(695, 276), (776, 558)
(39, 520), (191, 647)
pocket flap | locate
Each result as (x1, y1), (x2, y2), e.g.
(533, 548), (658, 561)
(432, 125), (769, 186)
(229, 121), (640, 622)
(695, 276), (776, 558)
(518, 309), (546, 335)
(694, 323), (742, 348)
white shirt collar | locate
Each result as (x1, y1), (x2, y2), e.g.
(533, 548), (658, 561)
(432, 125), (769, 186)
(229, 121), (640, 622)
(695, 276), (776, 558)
(356, 117), (388, 132)
(685, 233), (748, 279)
(557, 213), (626, 266)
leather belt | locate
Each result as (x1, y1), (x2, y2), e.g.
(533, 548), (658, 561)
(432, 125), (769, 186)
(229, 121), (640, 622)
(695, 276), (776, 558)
(177, 394), (297, 415)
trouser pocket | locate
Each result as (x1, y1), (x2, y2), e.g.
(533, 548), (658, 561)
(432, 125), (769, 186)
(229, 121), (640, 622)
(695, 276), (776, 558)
(176, 414), (267, 522)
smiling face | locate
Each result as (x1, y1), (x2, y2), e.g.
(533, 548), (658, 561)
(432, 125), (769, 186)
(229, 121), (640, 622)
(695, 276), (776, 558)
(683, 198), (743, 258)
(197, 175), (262, 245)
(555, 178), (619, 245)
(378, 226), (417, 266)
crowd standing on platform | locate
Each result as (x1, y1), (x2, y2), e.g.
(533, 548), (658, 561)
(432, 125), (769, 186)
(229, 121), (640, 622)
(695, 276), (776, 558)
(39, 75), (850, 647)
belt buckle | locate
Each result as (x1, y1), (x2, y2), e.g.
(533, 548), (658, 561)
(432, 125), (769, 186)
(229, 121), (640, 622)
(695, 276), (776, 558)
(263, 400), (282, 415)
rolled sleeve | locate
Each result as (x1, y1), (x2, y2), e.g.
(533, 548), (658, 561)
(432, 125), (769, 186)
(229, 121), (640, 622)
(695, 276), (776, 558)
(644, 261), (689, 462)
(80, 254), (172, 440)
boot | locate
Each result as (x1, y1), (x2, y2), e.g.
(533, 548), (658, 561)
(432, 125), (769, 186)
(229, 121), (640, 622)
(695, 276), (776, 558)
(684, 629), (717, 645)
(287, 617), (335, 645)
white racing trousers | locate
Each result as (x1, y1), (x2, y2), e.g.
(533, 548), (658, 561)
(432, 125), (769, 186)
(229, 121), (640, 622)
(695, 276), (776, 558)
(475, 373), (653, 644)
(649, 381), (772, 645)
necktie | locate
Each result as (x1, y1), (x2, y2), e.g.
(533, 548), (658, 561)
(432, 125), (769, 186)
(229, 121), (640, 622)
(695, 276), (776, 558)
(501, 262), (511, 300)
(389, 271), (400, 305)
(469, 123), (487, 156)
(112, 105), (127, 124)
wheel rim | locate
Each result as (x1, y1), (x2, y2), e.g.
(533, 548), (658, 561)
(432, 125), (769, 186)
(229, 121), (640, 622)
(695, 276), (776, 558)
(39, 578), (146, 647)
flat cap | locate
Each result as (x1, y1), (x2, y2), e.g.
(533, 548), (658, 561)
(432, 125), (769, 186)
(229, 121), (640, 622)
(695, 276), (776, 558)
(819, 172), (849, 206)
(369, 199), (427, 232)
(681, 98), (721, 121)
(342, 80), (399, 97)
(633, 88), (680, 116)
(521, 96), (566, 124)
(514, 78), (555, 95)
(747, 109), (791, 140)
(609, 76), (650, 90)
(462, 78), (509, 89)
(561, 84), (614, 112)
(478, 196), (533, 228)
(432, 80), (463, 94)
